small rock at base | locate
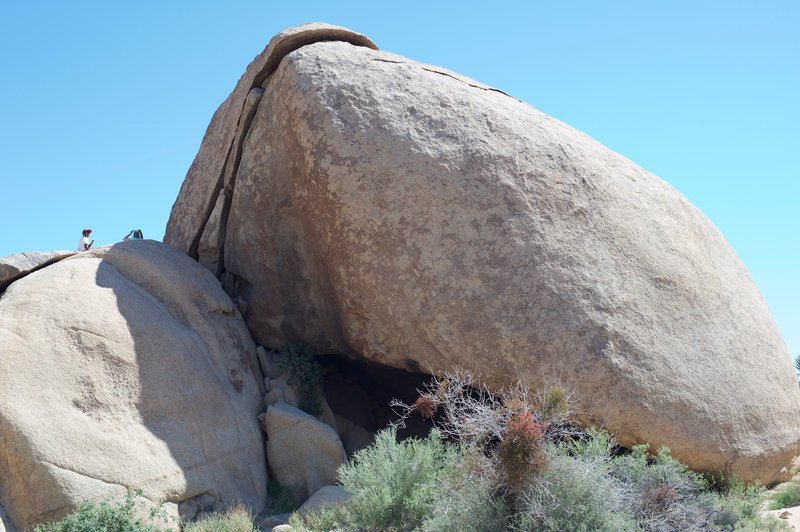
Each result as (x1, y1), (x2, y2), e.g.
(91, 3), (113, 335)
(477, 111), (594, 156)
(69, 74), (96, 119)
(259, 512), (290, 529)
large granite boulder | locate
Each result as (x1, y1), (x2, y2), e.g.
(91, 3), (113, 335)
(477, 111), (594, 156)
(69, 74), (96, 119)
(165, 24), (800, 483)
(0, 241), (267, 530)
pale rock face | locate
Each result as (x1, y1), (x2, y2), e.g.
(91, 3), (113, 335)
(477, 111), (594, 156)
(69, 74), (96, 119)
(166, 25), (800, 483)
(0, 241), (267, 530)
(264, 402), (346, 499)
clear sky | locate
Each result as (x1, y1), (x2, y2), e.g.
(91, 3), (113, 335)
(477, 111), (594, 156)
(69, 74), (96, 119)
(1, 1), (797, 358)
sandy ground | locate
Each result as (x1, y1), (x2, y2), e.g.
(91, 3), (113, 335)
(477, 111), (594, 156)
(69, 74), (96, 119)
(762, 479), (800, 529)
(764, 505), (800, 529)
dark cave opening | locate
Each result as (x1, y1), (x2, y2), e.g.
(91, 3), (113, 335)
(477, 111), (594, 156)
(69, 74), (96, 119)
(317, 353), (436, 444)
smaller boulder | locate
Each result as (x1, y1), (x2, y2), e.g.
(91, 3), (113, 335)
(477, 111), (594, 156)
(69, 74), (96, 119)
(265, 403), (346, 499)
(297, 485), (349, 518)
(258, 512), (290, 530)
(0, 250), (74, 291)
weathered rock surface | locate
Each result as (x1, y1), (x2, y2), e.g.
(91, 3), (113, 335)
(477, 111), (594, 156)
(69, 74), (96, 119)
(264, 402), (346, 499)
(166, 23), (376, 259)
(0, 250), (74, 292)
(0, 241), (267, 530)
(166, 24), (800, 483)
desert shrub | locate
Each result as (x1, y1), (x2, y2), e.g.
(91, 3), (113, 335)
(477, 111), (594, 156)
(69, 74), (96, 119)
(608, 442), (720, 530)
(770, 478), (800, 510)
(276, 343), (324, 416)
(419, 457), (508, 532)
(35, 490), (165, 532)
(301, 442), (506, 532)
(184, 504), (255, 532)
(568, 427), (617, 462)
(497, 411), (548, 493)
(393, 368), (577, 480)
(312, 426), (461, 530)
(515, 442), (637, 532)
(711, 476), (780, 530)
(296, 371), (781, 531)
(266, 478), (302, 514)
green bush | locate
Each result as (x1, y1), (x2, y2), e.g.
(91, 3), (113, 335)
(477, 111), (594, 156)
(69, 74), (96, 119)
(605, 440), (719, 530)
(419, 450), (508, 532)
(516, 446), (638, 532)
(276, 344), (324, 416)
(714, 476), (776, 530)
(35, 490), (165, 532)
(309, 427), (461, 531)
(770, 479), (800, 510)
(287, 373), (789, 532)
(184, 505), (255, 532)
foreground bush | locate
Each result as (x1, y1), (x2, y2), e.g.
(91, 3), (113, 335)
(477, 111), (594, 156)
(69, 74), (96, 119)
(34, 490), (166, 532)
(184, 504), (255, 532)
(294, 370), (787, 531)
(769, 478), (800, 510)
(515, 434), (636, 531)
(309, 426), (460, 530)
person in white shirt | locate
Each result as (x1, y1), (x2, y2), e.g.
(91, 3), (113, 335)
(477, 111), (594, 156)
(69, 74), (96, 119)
(77, 229), (94, 252)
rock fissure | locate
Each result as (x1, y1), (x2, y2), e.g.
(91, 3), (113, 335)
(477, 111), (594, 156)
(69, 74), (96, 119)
(38, 460), (129, 491)
(188, 141), (236, 261)
(421, 66), (520, 101)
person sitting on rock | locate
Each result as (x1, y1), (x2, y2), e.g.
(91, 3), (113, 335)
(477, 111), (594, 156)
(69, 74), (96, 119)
(77, 229), (94, 252)
(123, 229), (144, 242)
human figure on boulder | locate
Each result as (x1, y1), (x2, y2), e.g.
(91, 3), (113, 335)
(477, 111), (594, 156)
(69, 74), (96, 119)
(77, 229), (94, 251)
(123, 229), (144, 242)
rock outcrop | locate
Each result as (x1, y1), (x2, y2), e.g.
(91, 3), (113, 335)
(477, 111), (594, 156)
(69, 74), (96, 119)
(0, 250), (74, 292)
(165, 23), (800, 483)
(0, 241), (267, 530)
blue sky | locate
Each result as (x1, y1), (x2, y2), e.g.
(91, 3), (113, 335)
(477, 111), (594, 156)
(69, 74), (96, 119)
(1, 1), (797, 358)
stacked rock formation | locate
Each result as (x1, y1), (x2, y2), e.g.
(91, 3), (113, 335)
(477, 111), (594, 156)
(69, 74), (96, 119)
(0, 241), (267, 529)
(166, 23), (800, 484)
